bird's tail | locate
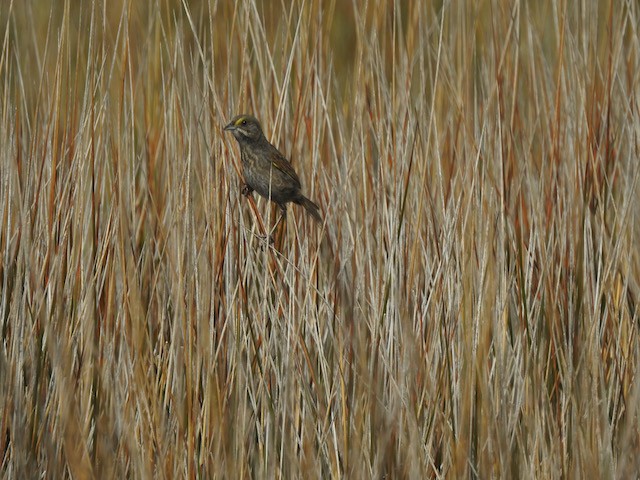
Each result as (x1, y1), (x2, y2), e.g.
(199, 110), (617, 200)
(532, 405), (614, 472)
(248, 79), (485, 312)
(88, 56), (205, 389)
(297, 195), (322, 223)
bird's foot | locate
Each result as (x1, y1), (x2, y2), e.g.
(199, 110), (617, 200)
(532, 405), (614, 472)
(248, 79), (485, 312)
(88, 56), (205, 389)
(256, 233), (275, 247)
(241, 184), (253, 197)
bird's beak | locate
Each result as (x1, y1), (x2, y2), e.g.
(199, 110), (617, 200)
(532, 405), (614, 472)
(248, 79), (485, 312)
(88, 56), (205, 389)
(224, 122), (235, 131)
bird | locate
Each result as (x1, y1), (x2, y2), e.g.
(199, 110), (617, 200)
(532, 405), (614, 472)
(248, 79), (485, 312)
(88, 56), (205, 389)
(224, 114), (322, 233)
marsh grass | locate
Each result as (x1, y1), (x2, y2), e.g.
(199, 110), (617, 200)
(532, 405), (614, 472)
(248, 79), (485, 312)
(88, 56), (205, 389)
(1, 0), (639, 477)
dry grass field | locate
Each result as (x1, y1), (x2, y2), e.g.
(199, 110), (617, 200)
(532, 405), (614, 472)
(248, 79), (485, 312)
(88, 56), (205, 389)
(1, 0), (640, 478)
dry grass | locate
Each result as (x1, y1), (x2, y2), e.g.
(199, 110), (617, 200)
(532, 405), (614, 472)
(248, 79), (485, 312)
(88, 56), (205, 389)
(1, 0), (639, 478)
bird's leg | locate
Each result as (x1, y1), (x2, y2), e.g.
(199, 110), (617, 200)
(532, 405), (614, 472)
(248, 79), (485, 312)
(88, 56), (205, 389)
(241, 183), (254, 197)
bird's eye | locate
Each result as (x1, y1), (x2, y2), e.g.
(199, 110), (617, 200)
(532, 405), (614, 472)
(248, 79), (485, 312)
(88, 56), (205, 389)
(242, 120), (247, 126)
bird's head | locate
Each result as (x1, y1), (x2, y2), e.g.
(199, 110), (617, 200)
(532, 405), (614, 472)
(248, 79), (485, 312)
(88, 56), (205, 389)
(224, 114), (264, 143)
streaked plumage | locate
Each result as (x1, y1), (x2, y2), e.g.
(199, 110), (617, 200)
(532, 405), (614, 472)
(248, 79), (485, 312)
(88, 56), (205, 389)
(224, 114), (322, 223)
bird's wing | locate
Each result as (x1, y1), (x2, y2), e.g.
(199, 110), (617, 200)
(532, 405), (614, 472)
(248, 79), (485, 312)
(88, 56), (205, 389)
(270, 146), (301, 188)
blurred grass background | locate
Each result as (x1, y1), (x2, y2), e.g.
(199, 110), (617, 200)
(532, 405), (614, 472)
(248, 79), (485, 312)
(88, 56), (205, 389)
(1, 0), (639, 477)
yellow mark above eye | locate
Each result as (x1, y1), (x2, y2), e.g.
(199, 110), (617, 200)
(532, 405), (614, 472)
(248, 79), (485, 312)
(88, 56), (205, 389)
(235, 117), (246, 126)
